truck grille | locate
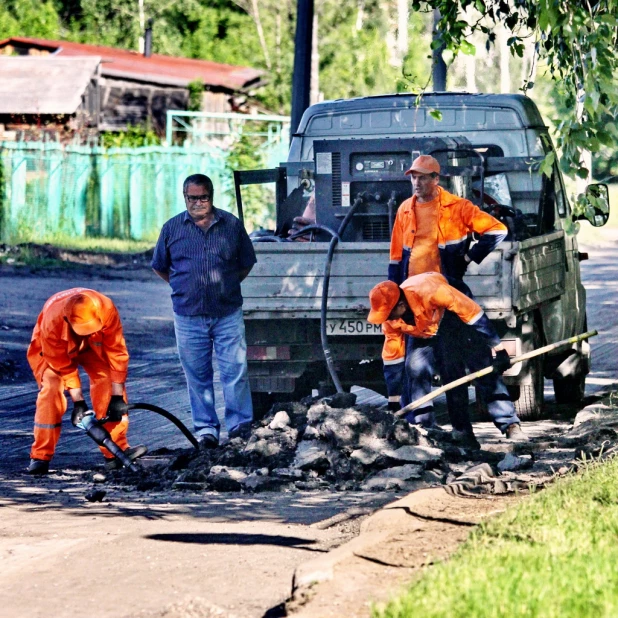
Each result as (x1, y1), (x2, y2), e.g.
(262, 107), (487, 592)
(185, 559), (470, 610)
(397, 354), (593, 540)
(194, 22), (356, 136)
(363, 218), (390, 241)
(332, 152), (341, 208)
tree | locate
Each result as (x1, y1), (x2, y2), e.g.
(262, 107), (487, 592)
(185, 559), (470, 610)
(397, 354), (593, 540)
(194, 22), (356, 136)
(413, 0), (618, 179)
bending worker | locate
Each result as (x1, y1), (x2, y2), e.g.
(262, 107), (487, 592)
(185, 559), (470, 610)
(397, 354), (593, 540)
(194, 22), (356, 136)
(26, 288), (147, 475)
(368, 273), (527, 448)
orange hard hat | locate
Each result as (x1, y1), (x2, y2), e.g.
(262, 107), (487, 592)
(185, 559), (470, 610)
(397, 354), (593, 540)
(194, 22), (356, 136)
(405, 154), (440, 176)
(367, 281), (401, 324)
(64, 294), (102, 336)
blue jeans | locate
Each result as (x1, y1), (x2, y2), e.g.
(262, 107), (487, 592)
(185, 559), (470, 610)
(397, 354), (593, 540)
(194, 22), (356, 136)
(174, 308), (253, 440)
(403, 310), (519, 433)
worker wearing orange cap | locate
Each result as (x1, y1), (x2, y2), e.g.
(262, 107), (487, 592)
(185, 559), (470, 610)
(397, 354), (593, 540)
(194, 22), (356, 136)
(388, 154), (507, 284)
(368, 273), (526, 448)
(25, 288), (147, 474)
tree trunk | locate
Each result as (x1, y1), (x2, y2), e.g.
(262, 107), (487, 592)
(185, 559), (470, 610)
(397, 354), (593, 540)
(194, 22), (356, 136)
(498, 26), (510, 93)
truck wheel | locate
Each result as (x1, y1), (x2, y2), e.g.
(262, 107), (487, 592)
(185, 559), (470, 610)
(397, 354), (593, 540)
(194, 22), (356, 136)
(553, 373), (586, 405)
(510, 325), (544, 420)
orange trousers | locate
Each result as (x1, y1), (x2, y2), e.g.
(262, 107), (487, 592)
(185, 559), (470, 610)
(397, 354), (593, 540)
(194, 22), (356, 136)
(30, 349), (129, 461)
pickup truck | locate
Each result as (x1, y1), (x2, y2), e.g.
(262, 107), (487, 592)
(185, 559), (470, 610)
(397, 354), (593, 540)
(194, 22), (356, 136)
(235, 93), (610, 418)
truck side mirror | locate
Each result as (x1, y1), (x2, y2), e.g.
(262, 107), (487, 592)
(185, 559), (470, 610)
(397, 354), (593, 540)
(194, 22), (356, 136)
(573, 183), (611, 227)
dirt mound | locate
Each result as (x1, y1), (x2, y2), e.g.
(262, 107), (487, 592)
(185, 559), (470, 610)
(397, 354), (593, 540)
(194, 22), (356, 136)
(109, 399), (501, 494)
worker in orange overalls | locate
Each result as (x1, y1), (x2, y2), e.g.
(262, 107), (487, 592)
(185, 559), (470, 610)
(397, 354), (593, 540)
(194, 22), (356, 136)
(368, 273), (527, 449)
(26, 288), (147, 474)
(388, 154), (508, 284)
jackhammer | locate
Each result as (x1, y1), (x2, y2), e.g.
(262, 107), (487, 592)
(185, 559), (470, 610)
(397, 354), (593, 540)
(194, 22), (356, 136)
(72, 402), (199, 471)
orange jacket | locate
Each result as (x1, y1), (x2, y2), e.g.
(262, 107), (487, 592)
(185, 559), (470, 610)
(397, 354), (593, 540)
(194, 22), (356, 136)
(27, 288), (129, 389)
(389, 187), (507, 280)
(381, 273), (498, 364)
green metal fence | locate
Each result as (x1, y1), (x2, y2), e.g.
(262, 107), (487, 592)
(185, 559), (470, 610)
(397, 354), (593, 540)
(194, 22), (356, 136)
(0, 141), (234, 242)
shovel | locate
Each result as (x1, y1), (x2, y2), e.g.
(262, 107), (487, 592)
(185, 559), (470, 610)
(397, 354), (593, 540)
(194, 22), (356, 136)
(394, 330), (598, 418)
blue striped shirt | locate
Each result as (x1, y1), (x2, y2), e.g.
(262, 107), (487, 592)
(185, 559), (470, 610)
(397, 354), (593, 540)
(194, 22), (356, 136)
(151, 208), (257, 317)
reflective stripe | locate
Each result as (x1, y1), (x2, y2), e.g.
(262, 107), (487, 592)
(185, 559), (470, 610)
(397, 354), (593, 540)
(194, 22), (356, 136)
(388, 395), (400, 402)
(384, 357), (405, 365)
(484, 229), (507, 235)
(403, 245), (411, 251)
(466, 310), (484, 325)
(439, 236), (468, 248)
(389, 260), (401, 265)
(34, 422), (62, 429)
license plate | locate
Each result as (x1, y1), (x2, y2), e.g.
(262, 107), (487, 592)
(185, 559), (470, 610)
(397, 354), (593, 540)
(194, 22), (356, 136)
(326, 319), (383, 335)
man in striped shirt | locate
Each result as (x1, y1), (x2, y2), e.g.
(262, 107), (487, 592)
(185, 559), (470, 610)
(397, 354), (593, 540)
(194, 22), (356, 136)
(152, 174), (257, 447)
(368, 274), (526, 448)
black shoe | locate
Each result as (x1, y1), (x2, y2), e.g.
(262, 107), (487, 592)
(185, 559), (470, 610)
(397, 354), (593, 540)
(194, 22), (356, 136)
(27, 459), (49, 475)
(451, 429), (481, 450)
(228, 423), (252, 440)
(105, 444), (148, 471)
(197, 434), (219, 450)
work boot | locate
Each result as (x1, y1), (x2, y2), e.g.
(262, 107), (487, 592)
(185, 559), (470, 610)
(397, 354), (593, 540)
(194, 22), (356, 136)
(197, 434), (219, 450)
(228, 423), (252, 441)
(451, 429), (481, 451)
(505, 423), (529, 442)
(105, 444), (148, 471)
(26, 459), (49, 475)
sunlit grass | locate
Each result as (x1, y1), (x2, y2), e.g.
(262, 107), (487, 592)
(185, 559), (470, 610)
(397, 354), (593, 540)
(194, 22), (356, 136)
(374, 454), (618, 618)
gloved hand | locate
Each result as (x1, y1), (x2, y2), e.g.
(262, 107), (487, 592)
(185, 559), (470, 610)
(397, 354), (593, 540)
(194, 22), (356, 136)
(71, 400), (90, 427)
(387, 400), (400, 412)
(492, 349), (511, 374)
(106, 395), (128, 422)
(452, 255), (470, 280)
(387, 263), (403, 285)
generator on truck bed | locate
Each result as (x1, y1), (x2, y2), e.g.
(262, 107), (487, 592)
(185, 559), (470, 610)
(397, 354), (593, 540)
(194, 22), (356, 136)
(234, 93), (610, 418)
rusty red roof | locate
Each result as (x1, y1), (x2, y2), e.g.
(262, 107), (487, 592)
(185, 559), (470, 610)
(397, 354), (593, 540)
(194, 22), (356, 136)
(0, 37), (263, 91)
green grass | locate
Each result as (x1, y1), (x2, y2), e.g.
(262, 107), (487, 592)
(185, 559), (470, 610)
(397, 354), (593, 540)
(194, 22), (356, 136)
(27, 235), (155, 254)
(374, 455), (618, 618)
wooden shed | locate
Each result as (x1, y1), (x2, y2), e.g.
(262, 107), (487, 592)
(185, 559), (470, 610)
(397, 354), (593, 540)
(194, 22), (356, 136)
(0, 37), (264, 137)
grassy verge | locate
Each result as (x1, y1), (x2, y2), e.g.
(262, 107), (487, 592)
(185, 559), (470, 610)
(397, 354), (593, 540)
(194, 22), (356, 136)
(374, 456), (618, 618)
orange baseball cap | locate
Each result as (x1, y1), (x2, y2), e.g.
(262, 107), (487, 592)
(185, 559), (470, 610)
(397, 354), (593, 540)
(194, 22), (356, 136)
(64, 294), (102, 336)
(367, 281), (401, 324)
(405, 154), (440, 176)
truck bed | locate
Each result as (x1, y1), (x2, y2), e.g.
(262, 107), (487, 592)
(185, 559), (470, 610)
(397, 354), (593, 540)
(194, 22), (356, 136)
(242, 231), (566, 321)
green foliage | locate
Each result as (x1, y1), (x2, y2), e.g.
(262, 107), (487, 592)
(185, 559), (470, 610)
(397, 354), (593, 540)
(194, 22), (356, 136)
(375, 448), (618, 618)
(224, 125), (274, 232)
(187, 79), (205, 112)
(0, 0), (60, 38)
(100, 125), (161, 148)
(413, 0), (618, 179)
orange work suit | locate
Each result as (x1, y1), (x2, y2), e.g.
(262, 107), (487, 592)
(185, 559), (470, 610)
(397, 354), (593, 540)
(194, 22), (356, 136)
(27, 288), (130, 461)
(388, 187), (507, 284)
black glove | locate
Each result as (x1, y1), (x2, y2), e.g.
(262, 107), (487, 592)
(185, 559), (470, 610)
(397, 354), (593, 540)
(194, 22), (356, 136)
(387, 400), (400, 412)
(452, 255), (469, 280)
(71, 400), (90, 427)
(388, 263), (403, 285)
(106, 395), (128, 422)
(492, 349), (511, 375)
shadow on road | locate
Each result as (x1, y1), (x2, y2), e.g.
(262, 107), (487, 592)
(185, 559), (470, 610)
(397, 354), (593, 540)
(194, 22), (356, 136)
(146, 532), (325, 552)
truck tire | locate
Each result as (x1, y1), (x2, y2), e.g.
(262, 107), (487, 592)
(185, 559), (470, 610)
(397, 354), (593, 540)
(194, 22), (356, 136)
(509, 324), (544, 420)
(553, 373), (586, 405)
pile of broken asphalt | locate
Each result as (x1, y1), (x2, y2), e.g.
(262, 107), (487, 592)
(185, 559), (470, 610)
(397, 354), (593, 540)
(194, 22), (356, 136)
(102, 394), (618, 498)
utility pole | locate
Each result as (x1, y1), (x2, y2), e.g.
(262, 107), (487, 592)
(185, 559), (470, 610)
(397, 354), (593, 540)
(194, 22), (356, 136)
(432, 9), (447, 91)
(290, 0), (314, 140)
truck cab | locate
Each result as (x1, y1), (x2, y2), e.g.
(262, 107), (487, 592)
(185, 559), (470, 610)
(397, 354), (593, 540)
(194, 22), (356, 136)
(236, 93), (610, 417)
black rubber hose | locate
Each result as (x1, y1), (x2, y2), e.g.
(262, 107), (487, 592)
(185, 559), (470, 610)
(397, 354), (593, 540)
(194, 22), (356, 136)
(128, 402), (200, 450)
(289, 223), (340, 241)
(251, 235), (288, 242)
(320, 194), (366, 393)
